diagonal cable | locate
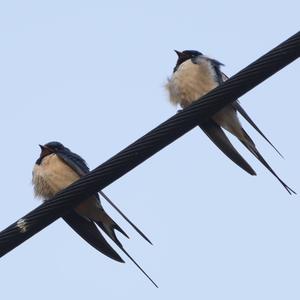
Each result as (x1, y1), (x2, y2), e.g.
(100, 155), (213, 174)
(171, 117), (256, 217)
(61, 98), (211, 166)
(0, 31), (299, 257)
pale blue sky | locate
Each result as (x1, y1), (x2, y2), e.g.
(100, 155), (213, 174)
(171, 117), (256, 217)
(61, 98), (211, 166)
(0, 1), (299, 299)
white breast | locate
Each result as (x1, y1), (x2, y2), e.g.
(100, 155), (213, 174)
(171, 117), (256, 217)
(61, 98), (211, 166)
(32, 154), (80, 200)
(165, 58), (245, 139)
(166, 58), (218, 108)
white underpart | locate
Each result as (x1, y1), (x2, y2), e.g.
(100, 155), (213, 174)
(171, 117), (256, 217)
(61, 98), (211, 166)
(166, 57), (218, 107)
(32, 154), (103, 221)
(165, 57), (245, 140)
(32, 154), (80, 199)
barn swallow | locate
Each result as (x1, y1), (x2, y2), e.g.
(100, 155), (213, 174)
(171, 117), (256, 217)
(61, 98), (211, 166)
(32, 141), (157, 287)
(166, 50), (295, 194)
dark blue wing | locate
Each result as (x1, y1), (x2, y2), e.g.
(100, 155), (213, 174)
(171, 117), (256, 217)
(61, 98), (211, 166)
(57, 150), (100, 202)
(63, 210), (124, 262)
(200, 120), (256, 175)
(209, 58), (224, 85)
(56, 150), (125, 261)
(192, 55), (224, 85)
(58, 148), (153, 246)
(57, 150), (90, 177)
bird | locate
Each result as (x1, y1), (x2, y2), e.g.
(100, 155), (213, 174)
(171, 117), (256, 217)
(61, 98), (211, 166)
(165, 50), (295, 194)
(32, 141), (157, 287)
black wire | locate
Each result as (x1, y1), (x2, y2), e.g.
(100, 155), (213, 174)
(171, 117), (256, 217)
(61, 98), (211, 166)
(0, 31), (299, 257)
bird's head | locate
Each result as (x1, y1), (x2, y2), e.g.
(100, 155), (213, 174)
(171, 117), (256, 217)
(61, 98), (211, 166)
(173, 50), (202, 72)
(38, 141), (69, 161)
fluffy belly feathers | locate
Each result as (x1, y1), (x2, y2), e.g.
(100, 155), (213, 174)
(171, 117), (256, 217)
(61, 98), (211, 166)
(32, 154), (80, 200)
(166, 59), (218, 108)
(166, 58), (244, 140)
(32, 153), (103, 221)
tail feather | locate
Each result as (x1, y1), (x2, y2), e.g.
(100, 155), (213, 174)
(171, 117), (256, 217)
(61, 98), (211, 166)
(220, 73), (282, 157)
(113, 223), (129, 240)
(117, 244), (158, 288)
(99, 191), (152, 245)
(95, 214), (158, 288)
(95, 216), (128, 248)
(200, 121), (256, 175)
(240, 129), (296, 195)
(233, 102), (284, 158)
(63, 211), (124, 263)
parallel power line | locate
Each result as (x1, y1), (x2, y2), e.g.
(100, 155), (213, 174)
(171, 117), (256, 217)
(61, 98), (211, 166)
(0, 31), (299, 257)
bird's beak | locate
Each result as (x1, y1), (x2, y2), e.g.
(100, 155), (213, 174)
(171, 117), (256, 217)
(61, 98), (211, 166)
(39, 144), (53, 158)
(174, 50), (182, 57)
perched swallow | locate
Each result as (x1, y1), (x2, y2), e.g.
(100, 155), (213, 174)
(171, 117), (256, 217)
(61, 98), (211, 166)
(32, 141), (157, 287)
(166, 50), (295, 194)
